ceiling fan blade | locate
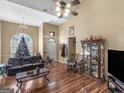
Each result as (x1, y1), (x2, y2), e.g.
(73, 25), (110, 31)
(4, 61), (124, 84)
(53, 0), (61, 7)
(70, 0), (80, 6)
(70, 10), (78, 16)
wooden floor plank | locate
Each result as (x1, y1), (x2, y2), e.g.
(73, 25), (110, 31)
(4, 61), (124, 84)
(0, 62), (110, 93)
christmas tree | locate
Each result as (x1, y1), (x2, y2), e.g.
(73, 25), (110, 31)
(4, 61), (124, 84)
(15, 37), (30, 57)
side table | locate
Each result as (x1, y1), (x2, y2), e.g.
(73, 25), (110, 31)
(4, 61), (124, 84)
(0, 64), (7, 77)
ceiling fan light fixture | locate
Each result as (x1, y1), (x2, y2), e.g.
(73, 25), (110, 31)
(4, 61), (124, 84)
(56, 6), (61, 12)
(53, 0), (80, 18)
(56, 12), (61, 17)
(66, 3), (71, 8)
(64, 12), (69, 17)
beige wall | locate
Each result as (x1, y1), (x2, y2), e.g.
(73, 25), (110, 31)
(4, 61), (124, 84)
(59, 0), (124, 77)
(1, 21), (39, 63)
(0, 21), (1, 63)
(43, 23), (59, 60)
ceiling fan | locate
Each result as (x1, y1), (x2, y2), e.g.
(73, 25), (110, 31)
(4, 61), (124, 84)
(53, 0), (80, 18)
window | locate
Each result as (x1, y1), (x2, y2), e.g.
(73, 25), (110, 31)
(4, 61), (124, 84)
(11, 33), (33, 57)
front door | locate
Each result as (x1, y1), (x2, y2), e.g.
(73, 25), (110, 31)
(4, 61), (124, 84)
(47, 39), (57, 61)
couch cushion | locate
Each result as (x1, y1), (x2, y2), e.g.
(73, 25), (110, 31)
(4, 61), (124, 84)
(22, 64), (32, 67)
(9, 66), (22, 69)
(22, 56), (32, 65)
(7, 56), (45, 76)
(8, 58), (22, 66)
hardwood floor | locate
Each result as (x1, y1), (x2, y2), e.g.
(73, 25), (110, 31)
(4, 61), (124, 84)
(0, 62), (110, 93)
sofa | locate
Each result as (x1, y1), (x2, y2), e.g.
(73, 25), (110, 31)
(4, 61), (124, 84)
(6, 56), (44, 76)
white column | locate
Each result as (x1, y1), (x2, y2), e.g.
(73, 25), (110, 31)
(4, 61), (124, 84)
(38, 23), (43, 56)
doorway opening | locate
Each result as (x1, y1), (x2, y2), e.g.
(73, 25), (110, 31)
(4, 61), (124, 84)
(68, 37), (76, 60)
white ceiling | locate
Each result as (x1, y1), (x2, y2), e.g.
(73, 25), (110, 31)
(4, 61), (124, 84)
(0, 0), (67, 26)
(6, 0), (75, 16)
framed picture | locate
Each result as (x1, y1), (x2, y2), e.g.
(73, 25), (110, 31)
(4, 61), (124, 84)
(49, 31), (55, 37)
(69, 25), (75, 35)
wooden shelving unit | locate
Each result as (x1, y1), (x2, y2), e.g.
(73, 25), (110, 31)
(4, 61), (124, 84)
(81, 39), (105, 80)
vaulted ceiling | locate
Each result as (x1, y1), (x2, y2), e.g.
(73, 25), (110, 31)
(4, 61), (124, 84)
(7, 0), (76, 16)
(0, 0), (71, 26)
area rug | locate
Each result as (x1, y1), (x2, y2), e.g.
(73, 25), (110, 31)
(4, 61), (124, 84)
(0, 88), (14, 93)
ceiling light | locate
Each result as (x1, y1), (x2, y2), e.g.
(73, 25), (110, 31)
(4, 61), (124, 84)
(64, 12), (69, 17)
(65, 9), (70, 13)
(56, 12), (61, 17)
(56, 7), (61, 12)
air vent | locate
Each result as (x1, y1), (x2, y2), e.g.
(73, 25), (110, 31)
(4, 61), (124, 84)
(43, 9), (48, 12)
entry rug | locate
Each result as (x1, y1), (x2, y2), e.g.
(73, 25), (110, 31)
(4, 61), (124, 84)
(0, 88), (14, 93)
